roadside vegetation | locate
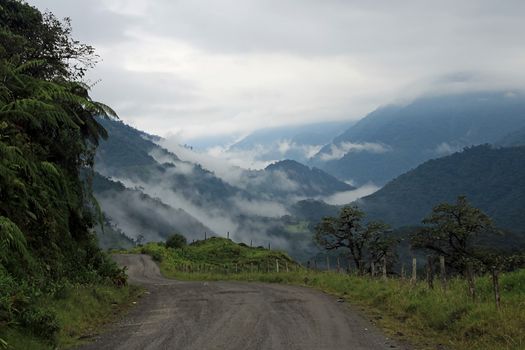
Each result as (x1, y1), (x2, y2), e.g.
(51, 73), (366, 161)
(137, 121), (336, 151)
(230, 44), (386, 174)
(0, 1), (139, 348)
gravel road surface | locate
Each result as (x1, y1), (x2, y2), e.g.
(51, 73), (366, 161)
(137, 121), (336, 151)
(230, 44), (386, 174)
(77, 254), (408, 350)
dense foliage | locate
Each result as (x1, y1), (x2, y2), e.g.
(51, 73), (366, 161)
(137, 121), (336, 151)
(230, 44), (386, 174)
(0, 0), (124, 344)
(314, 206), (397, 273)
(360, 144), (525, 233)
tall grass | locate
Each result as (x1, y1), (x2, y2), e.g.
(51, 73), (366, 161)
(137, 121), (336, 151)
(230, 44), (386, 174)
(0, 284), (142, 349)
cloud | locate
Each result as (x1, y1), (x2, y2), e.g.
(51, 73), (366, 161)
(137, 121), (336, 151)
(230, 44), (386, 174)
(323, 184), (380, 205)
(434, 142), (462, 156)
(28, 0), (525, 141)
(320, 142), (391, 161)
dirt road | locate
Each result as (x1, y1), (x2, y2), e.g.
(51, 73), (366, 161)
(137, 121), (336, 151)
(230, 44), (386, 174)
(77, 254), (407, 350)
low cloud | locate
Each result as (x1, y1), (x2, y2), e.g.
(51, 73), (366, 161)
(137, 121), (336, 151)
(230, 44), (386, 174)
(434, 142), (462, 156)
(320, 142), (391, 161)
(323, 184), (380, 205)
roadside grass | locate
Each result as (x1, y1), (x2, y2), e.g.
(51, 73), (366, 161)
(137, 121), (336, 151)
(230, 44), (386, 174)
(130, 241), (525, 350)
(0, 284), (143, 350)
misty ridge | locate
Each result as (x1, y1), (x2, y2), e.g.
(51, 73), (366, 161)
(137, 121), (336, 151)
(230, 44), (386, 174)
(93, 91), (525, 261)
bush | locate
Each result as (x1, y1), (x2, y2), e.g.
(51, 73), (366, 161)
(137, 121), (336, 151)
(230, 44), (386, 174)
(166, 233), (187, 249)
(20, 307), (59, 341)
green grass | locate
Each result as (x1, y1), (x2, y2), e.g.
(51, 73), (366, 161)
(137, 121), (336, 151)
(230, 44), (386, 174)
(0, 284), (143, 350)
(124, 238), (300, 276)
(130, 241), (525, 350)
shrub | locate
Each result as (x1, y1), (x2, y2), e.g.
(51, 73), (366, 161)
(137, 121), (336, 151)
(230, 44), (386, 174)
(19, 307), (59, 341)
(166, 233), (187, 249)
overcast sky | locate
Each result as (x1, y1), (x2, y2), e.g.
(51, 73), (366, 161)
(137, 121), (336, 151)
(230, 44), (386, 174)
(30, 0), (525, 141)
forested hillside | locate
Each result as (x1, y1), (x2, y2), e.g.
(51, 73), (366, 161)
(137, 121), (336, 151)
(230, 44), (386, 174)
(0, 1), (128, 346)
(312, 93), (525, 185)
(359, 145), (525, 232)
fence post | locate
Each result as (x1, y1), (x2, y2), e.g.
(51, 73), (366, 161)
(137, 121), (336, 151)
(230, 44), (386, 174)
(204, 232), (207, 240)
(401, 263), (406, 280)
(276, 259), (279, 273)
(371, 261), (375, 277)
(440, 256), (446, 289)
(411, 258), (417, 283)
(492, 267), (501, 310)
(382, 256), (387, 280)
(466, 262), (476, 301)
(227, 231), (229, 239)
(286, 261), (289, 273)
(426, 255), (434, 289)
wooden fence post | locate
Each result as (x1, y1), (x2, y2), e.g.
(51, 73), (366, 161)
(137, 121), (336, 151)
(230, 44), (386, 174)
(426, 255), (434, 289)
(492, 267), (501, 310)
(466, 262), (476, 301)
(440, 256), (446, 289)
(411, 258), (417, 283)
(371, 261), (375, 277)
(382, 257), (387, 280)
(285, 261), (289, 273)
(276, 259), (279, 273)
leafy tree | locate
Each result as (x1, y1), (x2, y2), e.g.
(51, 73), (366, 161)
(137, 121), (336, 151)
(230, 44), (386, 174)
(166, 233), (187, 249)
(314, 206), (394, 273)
(411, 196), (496, 272)
(0, 0), (123, 342)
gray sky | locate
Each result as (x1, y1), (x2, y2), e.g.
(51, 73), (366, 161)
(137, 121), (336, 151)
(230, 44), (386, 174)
(30, 0), (525, 141)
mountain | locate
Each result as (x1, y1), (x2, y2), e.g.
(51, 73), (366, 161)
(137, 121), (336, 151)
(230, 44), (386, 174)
(93, 118), (355, 260)
(227, 121), (352, 163)
(358, 144), (525, 232)
(264, 160), (353, 197)
(498, 126), (525, 147)
(312, 92), (525, 185)
(93, 174), (214, 244)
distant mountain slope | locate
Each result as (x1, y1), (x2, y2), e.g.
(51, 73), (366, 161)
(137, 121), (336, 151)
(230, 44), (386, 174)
(498, 126), (525, 147)
(228, 121), (352, 163)
(312, 92), (525, 185)
(93, 118), (351, 260)
(264, 160), (353, 197)
(93, 174), (214, 242)
(359, 145), (525, 232)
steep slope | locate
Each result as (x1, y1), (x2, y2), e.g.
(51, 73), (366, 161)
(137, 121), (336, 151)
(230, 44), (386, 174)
(312, 92), (525, 185)
(93, 118), (345, 260)
(498, 126), (525, 147)
(228, 121), (352, 163)
(93, 174), (214, 243)
(359, 145), (525, 232)
(265, 160), (353, 196)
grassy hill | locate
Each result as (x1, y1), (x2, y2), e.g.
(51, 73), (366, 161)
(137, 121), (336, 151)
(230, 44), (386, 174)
(127, 237), (300, 278)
